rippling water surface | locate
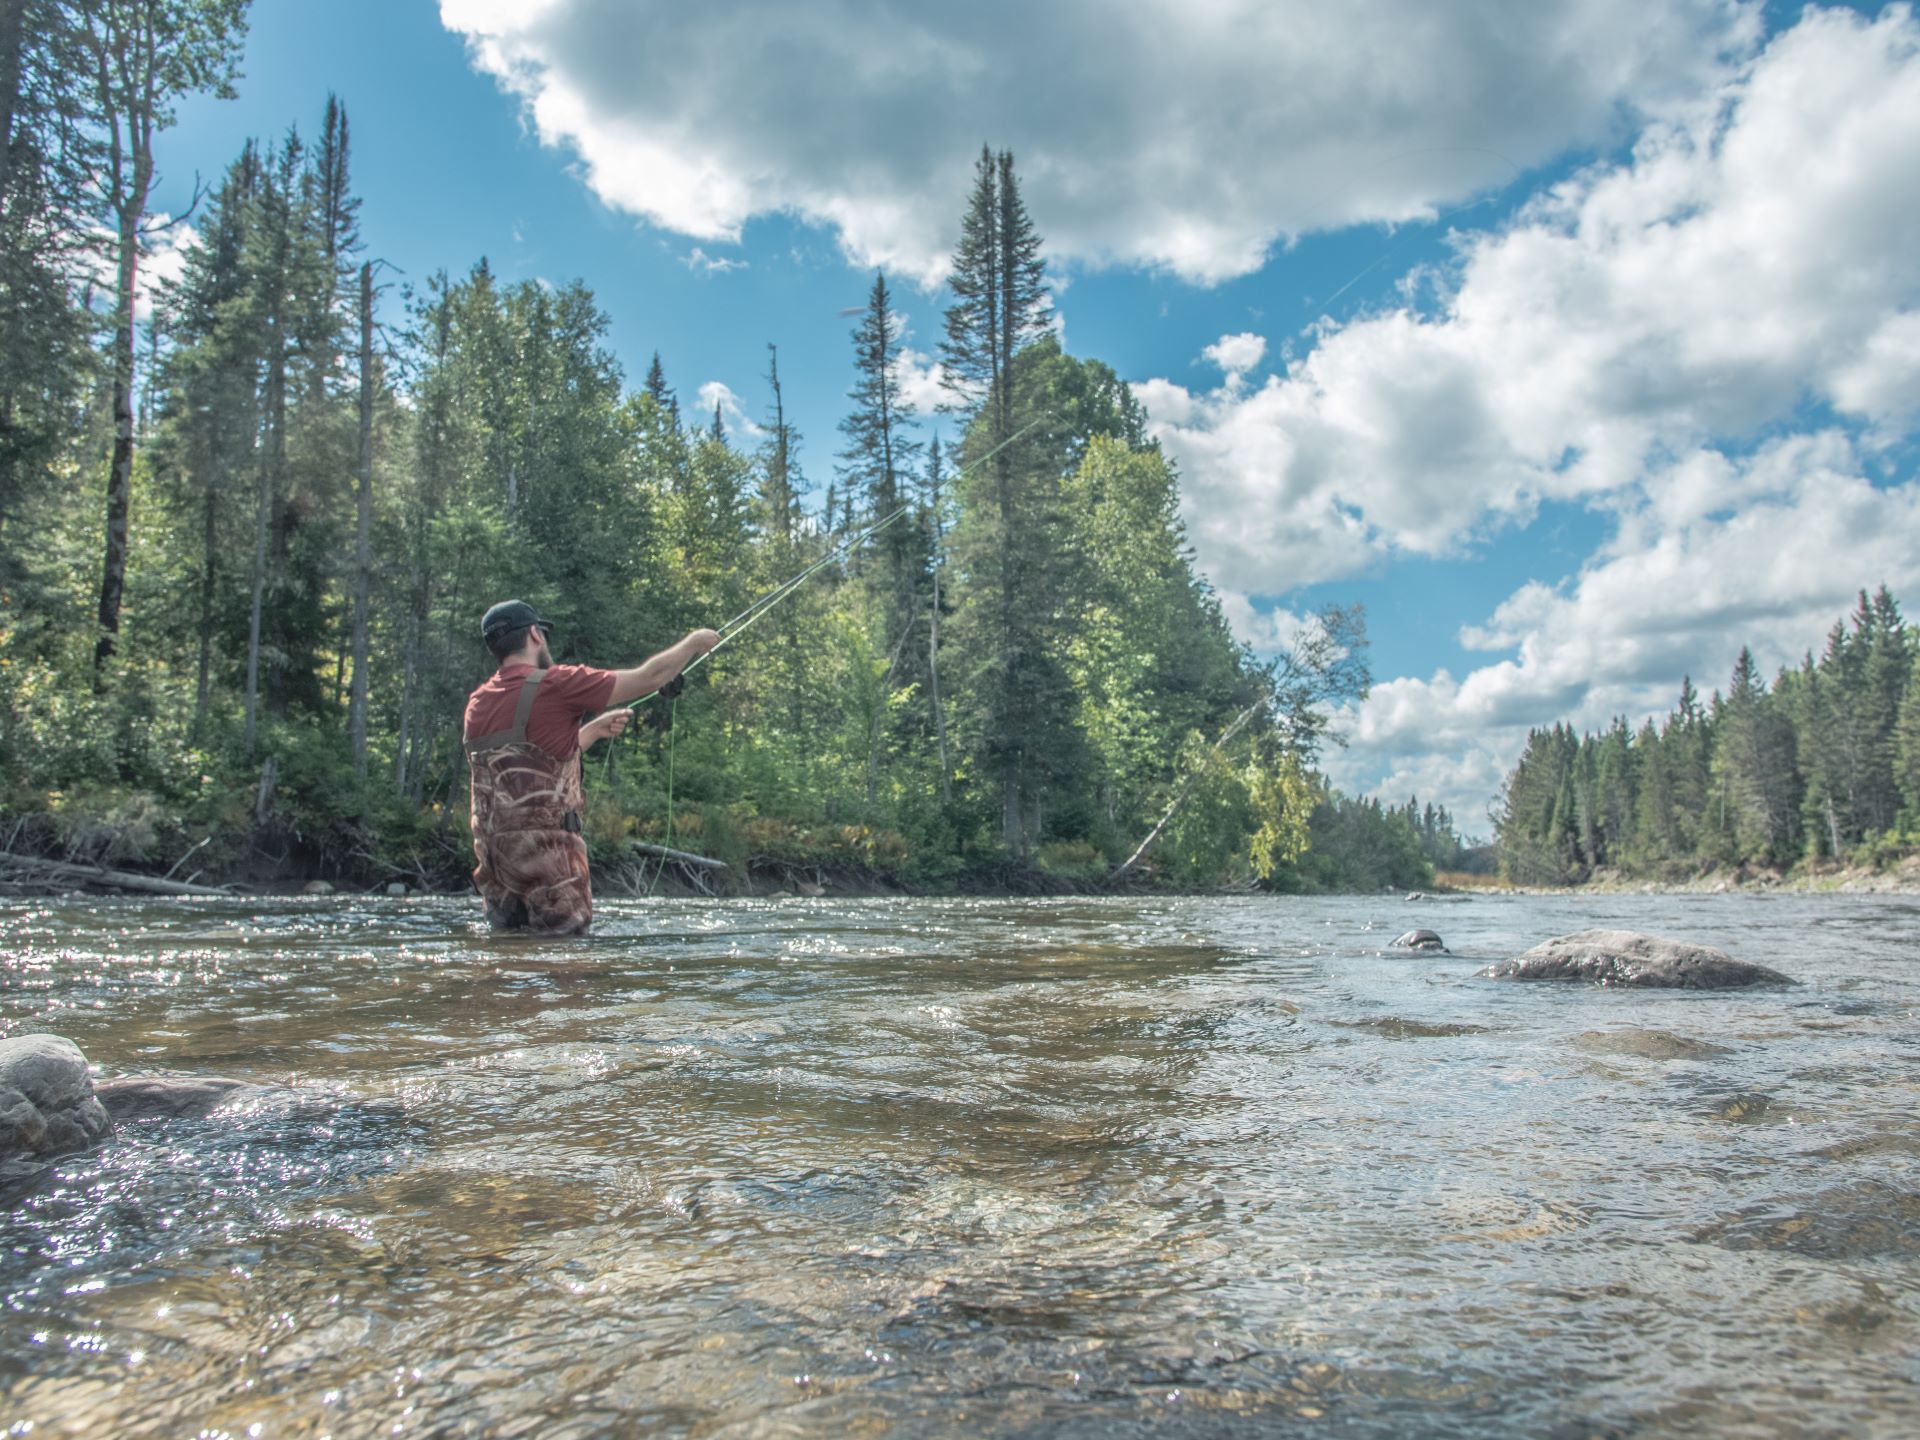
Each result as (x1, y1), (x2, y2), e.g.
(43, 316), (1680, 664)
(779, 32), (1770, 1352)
(2, 892), (1917, 1436)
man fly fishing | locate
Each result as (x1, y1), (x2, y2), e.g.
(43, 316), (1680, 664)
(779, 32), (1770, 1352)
(460, 417), (1045, 934)
(463, 600), (719, 935)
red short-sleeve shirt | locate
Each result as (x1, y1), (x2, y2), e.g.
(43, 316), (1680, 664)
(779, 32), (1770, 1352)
(463, 662), (617, 763)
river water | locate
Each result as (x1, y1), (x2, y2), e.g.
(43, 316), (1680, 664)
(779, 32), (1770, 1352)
(1, 892), (1916, 1437)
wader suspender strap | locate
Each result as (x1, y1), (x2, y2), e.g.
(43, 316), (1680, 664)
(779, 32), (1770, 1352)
(464, 669), (547, 756)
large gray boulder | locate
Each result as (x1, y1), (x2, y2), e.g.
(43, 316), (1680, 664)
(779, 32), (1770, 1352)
(1481, 930), (1793, 989)
(0, 1034), (112, 1163)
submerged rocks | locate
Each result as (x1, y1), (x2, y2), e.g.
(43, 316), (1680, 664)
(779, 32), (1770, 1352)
(1711, 1092), (1776, 1123)
(1329, 1017), (1489, 1039)
(95, 1075), (256, 1122)
(1481, 930), (1794, 989)
(0, 1034), (112, 1165)
(1389, 929), (1447, 951)
(1571, 1028), (1730, 1061)
(1693, 1181), (1920, 1260)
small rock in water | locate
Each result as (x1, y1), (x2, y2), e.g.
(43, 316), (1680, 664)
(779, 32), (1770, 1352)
(302, 879), (334, 896)
(796, 881), (826, 897)
(1572, 1029), (1730, 1061)
(385, 881), (407, 897)
(1481, 930), (1794, 988)
(1806, 1134), (1920, 1162)
(1712, 1092), (1775, 1123)
(1389, 929), (1447, 951)
(0, 1034), (112, 1164)
(94, 1075), (256, 1122)
(1694, 1180), (1920, 1260)
(1330, 1017), (1488, 1039)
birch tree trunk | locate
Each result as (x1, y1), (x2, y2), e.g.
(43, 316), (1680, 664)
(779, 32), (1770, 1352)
(929, 559), (951, 805)
(92, 18), (152, 671)
(192, 479), (216, 736)
(243, 314), (284, 756)
(349, 262), (373, 776)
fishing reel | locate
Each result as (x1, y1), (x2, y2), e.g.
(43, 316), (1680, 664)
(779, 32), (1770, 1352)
(643, 671), (687, 731)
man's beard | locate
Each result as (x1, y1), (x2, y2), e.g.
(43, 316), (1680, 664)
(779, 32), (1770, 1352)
(535, 648), (553, 670)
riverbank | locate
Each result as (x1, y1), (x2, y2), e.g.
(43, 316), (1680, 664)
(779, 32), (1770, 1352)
(10, 812), (1914, 902)
(0, 833), (1159, 902)
(1434, 855), (1920, 896)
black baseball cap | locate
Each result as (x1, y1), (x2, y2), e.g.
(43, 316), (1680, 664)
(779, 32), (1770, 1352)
(480, 599), (552, 643)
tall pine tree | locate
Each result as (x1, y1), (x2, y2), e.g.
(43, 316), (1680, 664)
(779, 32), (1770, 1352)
(939, 147), (1063, 854)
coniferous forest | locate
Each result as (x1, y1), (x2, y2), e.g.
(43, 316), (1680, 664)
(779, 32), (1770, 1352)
(1494, 586), (1920, 884)
(0, 3), (1491, 894)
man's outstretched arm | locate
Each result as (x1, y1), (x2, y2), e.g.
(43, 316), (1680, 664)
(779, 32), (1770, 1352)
(605, 629), (720, 705)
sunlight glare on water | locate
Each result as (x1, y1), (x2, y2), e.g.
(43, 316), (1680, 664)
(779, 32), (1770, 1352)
(2, 892), (1917, 1436)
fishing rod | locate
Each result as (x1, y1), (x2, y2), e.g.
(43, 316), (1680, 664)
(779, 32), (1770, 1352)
(609, 408), (1050, 887)
(620, 411), (1052, 710)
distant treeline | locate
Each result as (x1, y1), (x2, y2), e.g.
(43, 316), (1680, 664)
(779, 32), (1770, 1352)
(1495, 587), (1916, 883)
(0, 4), (1466, 892)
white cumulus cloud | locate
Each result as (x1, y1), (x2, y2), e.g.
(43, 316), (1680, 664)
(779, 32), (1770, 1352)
(439, 0), (1757, 285)
(1141, 6), (1920, 600)
(893, 346), (949, 420)
(1202, 332), (1267, 378)
(697, 380), (764, 440)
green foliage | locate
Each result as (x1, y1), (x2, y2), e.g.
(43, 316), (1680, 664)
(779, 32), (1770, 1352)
(1275, 785), (1436, 893)
(1156, 729), (1256, 884)
(1247, 749), (1314, 880)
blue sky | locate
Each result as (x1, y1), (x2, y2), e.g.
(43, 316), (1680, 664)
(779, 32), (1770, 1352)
(148, 1), (1920, 831)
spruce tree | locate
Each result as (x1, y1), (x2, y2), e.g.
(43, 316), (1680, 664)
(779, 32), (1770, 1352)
(1862, 586), (1912, 836)
(645, 350), (679, 428)
(1708, 649), (1802, 863)
(151, 141), (264, 735)
(0, 0), (94, 586)
(1896, 665), (1920, 823)
(1666, 676), (1712, 855)
(837, 271), (923, 626)
(939, 148), (1064, 855)
(837, 270), (931, 809)
(313, 93), (358, 267)
(1630, 717), (1676, 861)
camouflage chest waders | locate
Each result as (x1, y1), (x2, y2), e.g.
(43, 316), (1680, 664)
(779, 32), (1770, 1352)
(465, 669), (593, 935)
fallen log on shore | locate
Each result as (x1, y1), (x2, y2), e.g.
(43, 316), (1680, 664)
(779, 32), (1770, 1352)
(629, 841), (729, 870)
(0, 852), (236, 898)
